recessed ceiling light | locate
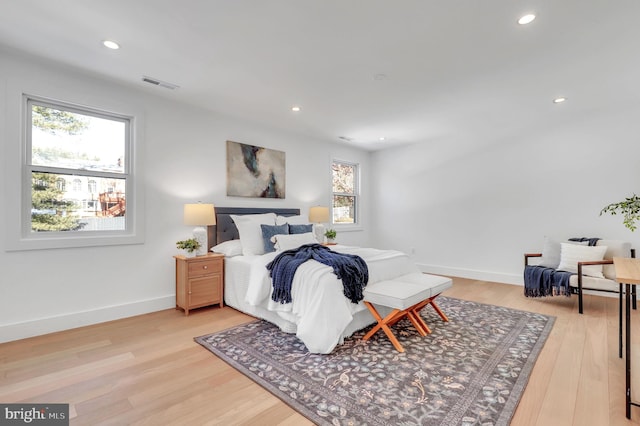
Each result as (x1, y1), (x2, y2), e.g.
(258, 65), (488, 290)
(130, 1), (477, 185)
(102, 40), (120, 50)
(553, 97), (567, 104)
(291, 106), (301, 112)
(379, 137), (386, 141)
(518, 14), (536, 25)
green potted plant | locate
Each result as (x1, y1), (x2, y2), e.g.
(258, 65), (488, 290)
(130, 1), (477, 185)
(600, 194), (640, 231)
(324, 229), (337, 243)
(176, 238), (201, 257)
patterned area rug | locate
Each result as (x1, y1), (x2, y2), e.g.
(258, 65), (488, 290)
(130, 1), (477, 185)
(195, 297), (554, 426)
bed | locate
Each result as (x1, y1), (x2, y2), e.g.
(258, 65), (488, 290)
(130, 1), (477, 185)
(207, 207), (421, 354)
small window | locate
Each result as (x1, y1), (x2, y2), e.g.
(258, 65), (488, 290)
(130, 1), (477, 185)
(55, 178), (66, 191)
(5, 93), (142, 251)
(331, 160), (359, 224)
(72, 178), (82, 192)
(26, 98), (130, 235)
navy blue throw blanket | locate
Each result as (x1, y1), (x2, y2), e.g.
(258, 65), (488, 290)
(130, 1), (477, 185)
(568, 237), (600, 246)
(266, 243), (369, 304)
(524, 265), (573, 297)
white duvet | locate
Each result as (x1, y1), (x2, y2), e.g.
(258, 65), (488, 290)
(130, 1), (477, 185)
(243, 245), (419, 353)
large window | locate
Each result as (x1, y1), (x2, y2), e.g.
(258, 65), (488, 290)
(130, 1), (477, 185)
(332, 160), (359, 224)
(25, 98), (130, 236)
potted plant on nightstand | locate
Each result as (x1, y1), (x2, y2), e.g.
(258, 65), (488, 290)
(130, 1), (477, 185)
(324, 229), (337, 244)
(176, 238), (201, 258)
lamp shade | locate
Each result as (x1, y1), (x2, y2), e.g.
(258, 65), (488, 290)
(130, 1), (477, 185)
(309, 206), (330, 223)
(184, 203), (216, 226)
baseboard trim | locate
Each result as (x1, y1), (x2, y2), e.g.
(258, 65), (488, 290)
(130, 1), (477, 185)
(417, 263), (523, 286)
(417, 263), (620, 299)
(0, 295), (175, 344)
(3, 262), (623, 344)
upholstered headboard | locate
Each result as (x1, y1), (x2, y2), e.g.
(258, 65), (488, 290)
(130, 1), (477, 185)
(207, 207), (301, 246)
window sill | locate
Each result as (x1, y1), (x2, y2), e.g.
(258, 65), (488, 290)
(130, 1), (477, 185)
(5, 232), (144, 251)
(332, 225), (363, 233)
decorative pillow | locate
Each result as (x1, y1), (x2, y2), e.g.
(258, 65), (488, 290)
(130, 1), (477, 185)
(289, 224), (313, 234)
(272, 232), (317, 251)
(538, 237), (561, 269)
(230, 213), (276, 256)
(538, 237), (589, 269)
(260, 224), (289, 253)
(275, 215), (308, 225)
(557, 243), (608, 278)
(597, 240), (632, 280)
(211, 239), (243, 257)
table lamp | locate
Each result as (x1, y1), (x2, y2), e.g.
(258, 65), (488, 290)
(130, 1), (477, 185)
(184, 203), (216, 256)
(309, 206), (330, 243)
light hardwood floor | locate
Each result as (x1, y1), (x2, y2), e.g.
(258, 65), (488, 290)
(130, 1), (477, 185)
(1, 277), (639, 425)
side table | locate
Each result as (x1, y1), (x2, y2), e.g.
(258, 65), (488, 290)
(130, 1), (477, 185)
(613, 257), (640, 419)
(174, 252), (224, 315)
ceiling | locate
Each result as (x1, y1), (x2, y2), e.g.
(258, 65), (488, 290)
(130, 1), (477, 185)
(1, 1), (639, 151)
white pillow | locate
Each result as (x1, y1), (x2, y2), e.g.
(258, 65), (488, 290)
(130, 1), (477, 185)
(557, 243), (608, 278)
(275, 215), (308, 225)
(538, 237), (589, 269)
(598, 240), (632, 280)
(211, 240), (243, 257)
(272, 232), (317, 251)
(230, 213), (276, 256)
(539, 237), (561, 269)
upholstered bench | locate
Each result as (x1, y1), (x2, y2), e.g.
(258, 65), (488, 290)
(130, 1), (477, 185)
(362, 273), (453, 352)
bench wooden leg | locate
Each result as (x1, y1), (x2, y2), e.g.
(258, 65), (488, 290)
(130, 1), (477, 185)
(363, 302), (405, 352)
(408, 294), (449, 331)
(407, 311), (431, 336)
(429, 299), (449, 322)
(363, 294), (449, 353)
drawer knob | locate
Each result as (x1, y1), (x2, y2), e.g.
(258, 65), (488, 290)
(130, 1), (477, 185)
(203, 265), (208, 269)
(188, 291), (192, 295)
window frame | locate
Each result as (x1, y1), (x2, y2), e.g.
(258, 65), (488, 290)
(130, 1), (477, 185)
(5, 93), (144, 251)
(331, 159), (360, 226)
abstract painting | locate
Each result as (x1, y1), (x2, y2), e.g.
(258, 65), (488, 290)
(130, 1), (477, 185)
(226, 140), (286, 198)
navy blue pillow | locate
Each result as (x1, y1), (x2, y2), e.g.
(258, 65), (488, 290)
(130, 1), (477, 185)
(260, 224), (289, 253)
(289, 224), (313, 234)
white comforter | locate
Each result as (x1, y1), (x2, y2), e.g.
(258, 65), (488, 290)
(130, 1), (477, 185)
(243, 245), (419, 353)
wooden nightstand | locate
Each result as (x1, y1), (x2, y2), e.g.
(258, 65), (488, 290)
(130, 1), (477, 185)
(174, 252), (224, 315)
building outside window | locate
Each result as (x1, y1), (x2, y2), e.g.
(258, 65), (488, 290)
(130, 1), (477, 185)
(55, 178), (65, 191)
(26, 97), (129, 234)
(331, 160), (359, 224)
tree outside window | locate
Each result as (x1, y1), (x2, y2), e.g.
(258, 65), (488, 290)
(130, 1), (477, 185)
(332, 161), (358, 224)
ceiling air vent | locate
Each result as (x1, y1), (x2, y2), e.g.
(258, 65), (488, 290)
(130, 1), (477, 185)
(141, 76), (179, 90)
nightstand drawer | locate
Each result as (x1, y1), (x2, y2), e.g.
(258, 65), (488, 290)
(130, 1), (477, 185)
(188, 258), (222, 277)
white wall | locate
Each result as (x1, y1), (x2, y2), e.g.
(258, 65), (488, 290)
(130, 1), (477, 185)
(371, 104), (640, 284)
(5, 45), (638, 344)
(0, 49), (371, 342)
